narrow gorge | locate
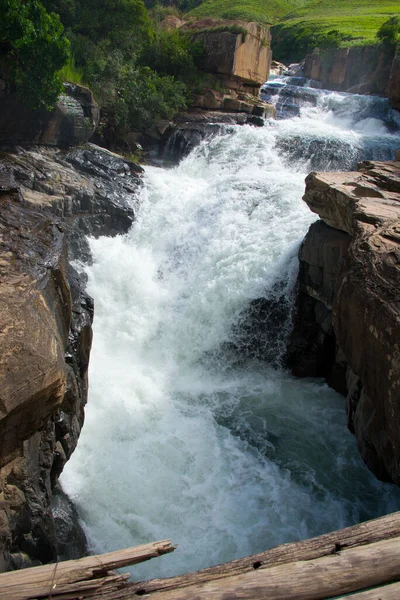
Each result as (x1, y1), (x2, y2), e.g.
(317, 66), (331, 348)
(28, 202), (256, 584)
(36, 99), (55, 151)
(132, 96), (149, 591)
(1, 19), (400, 590)
(60, 81), (400, 579)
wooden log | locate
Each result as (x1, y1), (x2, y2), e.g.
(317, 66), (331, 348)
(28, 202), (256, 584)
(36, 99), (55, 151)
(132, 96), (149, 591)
(335, 581), (400, 599)
(124, 511), (400, 596)
(132, 536), (400, 600)
(0, 540), (175, 600)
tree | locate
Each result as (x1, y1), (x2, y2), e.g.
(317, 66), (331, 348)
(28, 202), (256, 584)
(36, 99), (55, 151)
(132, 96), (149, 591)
(0, 0), (69, 109)
(377, 17), (400, 49)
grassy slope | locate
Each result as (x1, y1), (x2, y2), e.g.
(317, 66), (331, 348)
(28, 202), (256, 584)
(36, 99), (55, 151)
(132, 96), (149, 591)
(188, 0), (400, 45)
(188, 0), (308, 26)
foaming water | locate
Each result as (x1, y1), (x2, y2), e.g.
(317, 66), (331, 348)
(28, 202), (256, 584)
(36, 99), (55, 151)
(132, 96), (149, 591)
(62, 94), (400, 580)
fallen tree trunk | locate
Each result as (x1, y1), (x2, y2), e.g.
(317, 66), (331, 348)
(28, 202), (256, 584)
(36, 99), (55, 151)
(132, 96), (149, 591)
(123, 536), (400, 600)
(124, 511), (400, 596)
(0, 540), (175, 600)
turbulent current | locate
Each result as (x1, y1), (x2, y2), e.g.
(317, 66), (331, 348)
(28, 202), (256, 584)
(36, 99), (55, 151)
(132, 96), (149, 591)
(62, 80), (400, 580)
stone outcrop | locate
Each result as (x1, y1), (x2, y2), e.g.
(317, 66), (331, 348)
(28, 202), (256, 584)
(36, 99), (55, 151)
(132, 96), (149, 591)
(0, 179), (93, 570)
(288, 157), (400, 483)
(303, 45), (398, 100)
(184, 20), (271, 91)
(0, 144), (143, 570)
(0, 82), (99, 147)
(0, 144), (142, 261)
(160, 107), (276, 162)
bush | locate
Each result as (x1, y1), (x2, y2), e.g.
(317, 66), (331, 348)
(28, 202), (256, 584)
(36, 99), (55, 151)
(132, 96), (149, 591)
(0, 0), (69, 109)
(102, 63), (187, 144)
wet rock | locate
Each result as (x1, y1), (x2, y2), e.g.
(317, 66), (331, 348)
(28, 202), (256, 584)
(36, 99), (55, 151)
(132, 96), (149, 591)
(0, 184), (93, 569)
(0, 144), (143, 261)
(51, 485), (87, 561)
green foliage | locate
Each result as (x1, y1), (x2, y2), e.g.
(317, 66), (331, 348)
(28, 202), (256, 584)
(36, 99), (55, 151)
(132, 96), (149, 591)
(59, 54), (84, 84)
(272, 22), (349, 62)
(139, 27), (205, 80)
(102, 64), (187, 144)
(377, 16), (400, 48)
(0, 0), (69, 109)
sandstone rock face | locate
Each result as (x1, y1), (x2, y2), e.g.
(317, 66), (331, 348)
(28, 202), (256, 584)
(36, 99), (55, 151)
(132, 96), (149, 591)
(0, 183), (93, 569)
(0, 144), (143, 569)
(187, 20), (271, 87)
(0, 83), (99, 147)
(303, 46), (396, 99)
(289, 158), (400, 483)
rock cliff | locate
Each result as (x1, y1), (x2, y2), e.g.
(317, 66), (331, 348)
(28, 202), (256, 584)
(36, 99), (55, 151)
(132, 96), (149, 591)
(288, 157), (400, 484)
(303, 45), (400, 105)
(0, 144), (143, 570)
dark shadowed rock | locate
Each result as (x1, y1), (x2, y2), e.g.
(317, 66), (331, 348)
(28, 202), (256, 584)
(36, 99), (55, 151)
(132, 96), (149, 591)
(0, 83), (99, 147)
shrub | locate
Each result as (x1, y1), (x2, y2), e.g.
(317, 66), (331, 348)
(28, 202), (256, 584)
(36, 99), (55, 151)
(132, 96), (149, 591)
(377, 16), (400, 49)
(0, 0), (69, 109)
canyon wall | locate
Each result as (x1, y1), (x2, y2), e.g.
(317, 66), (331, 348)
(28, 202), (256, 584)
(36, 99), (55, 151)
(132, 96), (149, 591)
(288, 156), (400, 484)
(303, 45), (400, 105)
(0, 145), (142, 570)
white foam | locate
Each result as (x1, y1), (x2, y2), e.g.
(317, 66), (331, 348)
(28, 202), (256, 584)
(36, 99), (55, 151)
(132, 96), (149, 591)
(62, 109), (400, 580)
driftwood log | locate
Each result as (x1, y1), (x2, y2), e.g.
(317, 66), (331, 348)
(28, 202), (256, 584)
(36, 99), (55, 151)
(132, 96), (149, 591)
(0, 540), (175, 600)
(2, 512), (400, 599)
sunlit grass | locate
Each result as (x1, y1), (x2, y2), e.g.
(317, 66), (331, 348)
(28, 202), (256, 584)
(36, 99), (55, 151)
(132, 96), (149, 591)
(188, 0), (400, 45)
(59, 55), (85, 85)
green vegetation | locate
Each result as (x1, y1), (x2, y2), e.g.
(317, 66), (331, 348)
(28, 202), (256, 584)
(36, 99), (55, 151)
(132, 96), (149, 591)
(10, 0), (203, 147)
(188, 0), (307, 25)
(0, 0), (69, 109)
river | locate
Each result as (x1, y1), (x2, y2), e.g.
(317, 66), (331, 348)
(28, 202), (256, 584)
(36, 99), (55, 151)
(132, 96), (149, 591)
(61, 78), (400, 580)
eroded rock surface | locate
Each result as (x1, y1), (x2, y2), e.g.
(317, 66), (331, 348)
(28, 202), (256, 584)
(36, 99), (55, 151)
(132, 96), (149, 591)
(0, 183), (93, 569)
(0, 144), (143, 261)
(0, 144), (143, 570)
(289, 158), (400, 483)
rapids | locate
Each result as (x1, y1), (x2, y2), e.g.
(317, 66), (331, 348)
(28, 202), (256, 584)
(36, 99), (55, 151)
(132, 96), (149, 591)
(61, 80), (400, 580)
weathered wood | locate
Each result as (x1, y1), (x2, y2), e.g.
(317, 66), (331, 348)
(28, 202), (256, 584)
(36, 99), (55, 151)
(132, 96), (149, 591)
(0, 540), (175, 600)
(130, 537), (400, 600)
(336, 581), (400, 599)
(123, 511), (400, 596)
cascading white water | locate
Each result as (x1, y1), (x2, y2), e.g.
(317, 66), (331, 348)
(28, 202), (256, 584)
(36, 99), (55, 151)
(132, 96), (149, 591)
(61, 85), (400, 580)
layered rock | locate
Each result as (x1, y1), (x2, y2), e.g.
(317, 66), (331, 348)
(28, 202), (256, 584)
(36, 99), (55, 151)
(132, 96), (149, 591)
(0, 82), (99, 147)
(303, 45), (397, 100)
(288, 158), (400, 483)
(0, 145), (142, 261)
(0, 180), (93, 569)
(0, 144), (143, 570)
(184, 19), (271, 91)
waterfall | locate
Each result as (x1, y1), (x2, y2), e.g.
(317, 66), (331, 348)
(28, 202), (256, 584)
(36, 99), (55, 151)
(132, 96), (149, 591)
(61, 82), (400, 580)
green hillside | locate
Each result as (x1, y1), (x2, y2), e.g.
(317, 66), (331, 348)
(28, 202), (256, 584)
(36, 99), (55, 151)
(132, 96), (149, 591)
(188, 0), (400, 56)
(187, 0), (308, 25)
